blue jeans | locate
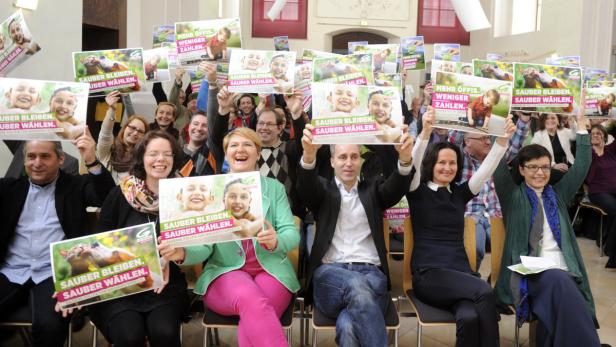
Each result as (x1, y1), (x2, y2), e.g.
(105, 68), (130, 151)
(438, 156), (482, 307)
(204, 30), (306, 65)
(474, 215), (491, 269)
(313, 263), (389, 347)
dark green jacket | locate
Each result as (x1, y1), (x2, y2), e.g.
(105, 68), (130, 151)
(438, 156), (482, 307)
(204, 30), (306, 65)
(493, 133), (596, 321)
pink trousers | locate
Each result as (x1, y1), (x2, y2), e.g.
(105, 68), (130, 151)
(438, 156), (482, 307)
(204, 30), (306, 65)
(203, 242), (292, 347)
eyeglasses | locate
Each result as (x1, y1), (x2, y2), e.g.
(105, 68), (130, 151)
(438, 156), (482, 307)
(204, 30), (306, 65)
(126, 124), (146, 135)
(256, 121), (279, 128)
(467, 136), (491, 143)
(523, 165), (551, 173)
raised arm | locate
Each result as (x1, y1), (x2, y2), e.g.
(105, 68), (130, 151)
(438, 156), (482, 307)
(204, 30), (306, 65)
(410, 107), (434, 191)
(169, 68), (185, 111)
(97, 91), (121, 167)
(296, 124), (326, 211)
(504, 113), (531, 163)
(555, 112), (591, 202)
(377, 130), (414, 207)
(468, 116), (516, 194)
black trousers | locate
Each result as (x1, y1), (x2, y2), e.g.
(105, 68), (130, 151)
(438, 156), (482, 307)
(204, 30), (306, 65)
(105, 304), (182, 347)
(413, 268), (500, 347)
(527, 269), (600, 347)
(589, 192), (616, 258)
(0, 274), (69, 347)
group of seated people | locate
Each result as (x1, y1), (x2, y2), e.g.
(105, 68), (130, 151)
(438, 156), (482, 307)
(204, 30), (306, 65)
(0, 60), (614, 347)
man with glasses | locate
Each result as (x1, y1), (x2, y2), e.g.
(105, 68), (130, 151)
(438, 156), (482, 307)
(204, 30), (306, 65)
(449, 112), (531, 269)
(492, 111), (609, 347)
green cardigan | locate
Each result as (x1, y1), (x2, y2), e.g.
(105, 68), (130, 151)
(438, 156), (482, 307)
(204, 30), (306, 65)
(183, 176), (301, 295)
(493, 133), (596, 320)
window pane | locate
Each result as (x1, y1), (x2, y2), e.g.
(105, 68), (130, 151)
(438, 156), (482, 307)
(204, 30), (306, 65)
(424, 0), (441, 9)
(439, 10), (456, 27)
(440, 0), (454, 10)
(422, 9), (440, 26)
(281, 3), (299, 20)
(263, 1), (276, 20)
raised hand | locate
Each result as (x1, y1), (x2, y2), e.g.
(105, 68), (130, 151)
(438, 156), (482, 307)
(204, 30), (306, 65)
(284, 89), (304, 119)
(257, 220), (278, 251)
(72, 127), (98, 166)
(301, 124), (322, 164)
(395, 127), (414, 164)
(105, 90), (121, 109)
(198, 61), (217, 84)
(217, 86), (236, 115)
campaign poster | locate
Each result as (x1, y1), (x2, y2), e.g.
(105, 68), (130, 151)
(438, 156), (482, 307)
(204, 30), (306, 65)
(354, 44), (400, 74)
(311, 82), (404, 144)
(162, 42), (179, 69)
(0, 10), (41, 76)
(512, 63), (583, 115)
(486, 53), (504, 61)
(152, 25), (175, 48)
(347, 41), (368, 54)
(274, 35), (289, 51)
(585, 83), (616, 119)
(384, 196), (410, 220)
(585, 68), (610, 87)
(227, 50), (296, 94)
(159, 172), (264, 247)
(432, 71), (512, 136)
(143, 47), (170, 82)
(294, 62), (313, 112)
(50, 223), (163, 309)
(400, 36), (425, 71)
(187, 67), (205, 93)
(72, 48), (147, 94)
(301, 49), (340, 64)
(312, 53), (374, 85)
(0, 78), (89, 140)
(431, 60), (473, 81)
(216, 60), (229, 87)
(374, 72), (402, 95)
(472, 59), (513, 81)
(545, 55), (580, 67)
(174, 18), (241, 66)
(433, 43), (460, 62)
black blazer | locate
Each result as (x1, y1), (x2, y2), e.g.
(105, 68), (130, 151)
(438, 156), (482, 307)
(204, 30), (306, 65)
(296, 163), (412, 302)
(0, 168), (115, 264)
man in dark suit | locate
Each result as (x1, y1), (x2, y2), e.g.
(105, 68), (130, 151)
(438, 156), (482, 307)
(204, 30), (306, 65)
(0, 132), (115, 347)
(297, 124), (413, 347)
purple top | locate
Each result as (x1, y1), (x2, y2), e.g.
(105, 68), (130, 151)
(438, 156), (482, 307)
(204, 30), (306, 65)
(586, 141), (616, 194)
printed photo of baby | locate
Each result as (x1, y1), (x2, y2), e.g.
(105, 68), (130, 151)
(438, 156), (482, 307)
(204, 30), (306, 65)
(223, 179), (262, 239)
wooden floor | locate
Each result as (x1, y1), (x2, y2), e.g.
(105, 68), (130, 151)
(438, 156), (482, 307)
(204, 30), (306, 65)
(3, 237), (616, 347)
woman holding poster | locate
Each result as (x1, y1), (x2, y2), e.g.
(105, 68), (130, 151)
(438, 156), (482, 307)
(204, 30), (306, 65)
(407, 110), (516, 347)
(88, 131), (187, 347)
(160, 127), (300, 347)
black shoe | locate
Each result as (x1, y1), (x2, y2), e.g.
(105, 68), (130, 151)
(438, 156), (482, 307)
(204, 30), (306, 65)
(605, 257), (616, 270)
(600, 344), (612, 347)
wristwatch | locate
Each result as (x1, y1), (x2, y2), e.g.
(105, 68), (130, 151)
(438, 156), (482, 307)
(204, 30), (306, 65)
(85, 158), (101, 168)
(398, 159), (412, 167)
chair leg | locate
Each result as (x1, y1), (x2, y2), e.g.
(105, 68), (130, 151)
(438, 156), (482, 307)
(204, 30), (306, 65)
(203, 327), (209, 347)
(213, 328), (220, 345)
(179, 324), (183, 346)
(67, 320), (73, 347)
(572, 205), (581, 225)
(91, 323), (97, 347)
(514, 321), (520, 347)
(287, 327), (292, 345)
(311, 328), (317, 347)
(417, 322), (422, 347)
(394, 329), (399, 347)
(600, 215), (604, 257)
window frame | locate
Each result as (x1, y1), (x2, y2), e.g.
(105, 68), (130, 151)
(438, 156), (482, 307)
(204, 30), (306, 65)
(251, 0), (308, 39)
(417, 0), (470, 45)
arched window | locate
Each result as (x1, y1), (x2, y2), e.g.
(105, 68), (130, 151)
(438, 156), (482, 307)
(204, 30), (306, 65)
(331, 32), (388, 55)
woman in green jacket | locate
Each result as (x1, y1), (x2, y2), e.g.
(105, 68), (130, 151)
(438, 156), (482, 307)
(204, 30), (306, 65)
(160, 126), (299, 347)
(493, 111), (602, 347)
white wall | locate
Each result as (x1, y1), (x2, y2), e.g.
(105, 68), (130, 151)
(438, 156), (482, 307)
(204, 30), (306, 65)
(0, 1), (83, 175)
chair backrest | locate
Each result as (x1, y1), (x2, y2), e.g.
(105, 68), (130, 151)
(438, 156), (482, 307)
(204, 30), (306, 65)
(383, 217), (409, 255)
(402, 217), (478, 293)
(489, 217), (506, 287)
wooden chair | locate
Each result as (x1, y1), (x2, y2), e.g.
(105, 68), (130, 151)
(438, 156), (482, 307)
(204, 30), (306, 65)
(572, 198), (608, 257)
(402, 217), (477, 347)
(384, 217), (409, 257)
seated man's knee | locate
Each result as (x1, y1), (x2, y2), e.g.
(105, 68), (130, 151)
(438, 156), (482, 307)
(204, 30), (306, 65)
(32, 313), (67, 343)
(456, 306), (479, 329)
(346, 276), (374, 301)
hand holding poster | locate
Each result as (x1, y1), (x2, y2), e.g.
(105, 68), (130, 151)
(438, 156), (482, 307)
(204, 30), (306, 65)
(472, 59), (513, 81)
(0, 10), (41, 76)
(159, 172), (264, 247)
(432, 71), (512, 136)
(73, 48), (147, 94)
(434, 43), (461, 62)
(228, 50), (296, 94)
(312, 53), (374, 85)
(311, 82), (405, 144)
(174, 18), (241, 66)
(585, 82), (616, 119)
(51, 223), (163, 309)
(512, 63), (582, 115)
(401, 36), (425, 70)
(143, 48), (170, 82)
(0, 78), (89, 140)
(274, 36), (289, 51)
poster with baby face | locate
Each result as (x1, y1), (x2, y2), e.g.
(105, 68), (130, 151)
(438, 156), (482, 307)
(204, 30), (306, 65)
(433, 43), (460, 62)
(431, 60), (473, 81)
(174, 18), (241, 66)
(0, 78), (89, 140)
(384, 196), (409, 234)
(294, 62), (313, 112)
(512, 63), (582, 115)
(311, 82), (404, 144)
(472, 59), (513, 81)
(313, 53), (374, 85)
(159, 172), (264, 247)
(0, 10), (41, 77)
(432, 71), (512, 136)
(352, 44), (400, 74)
(401, 36), (425, 71)
(584, 82), (616, 119)
(50, 223), (163, 309)
(73, 48), (147, 94)
(228, 50), (296, 94)
(143, 47), (170, 82)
